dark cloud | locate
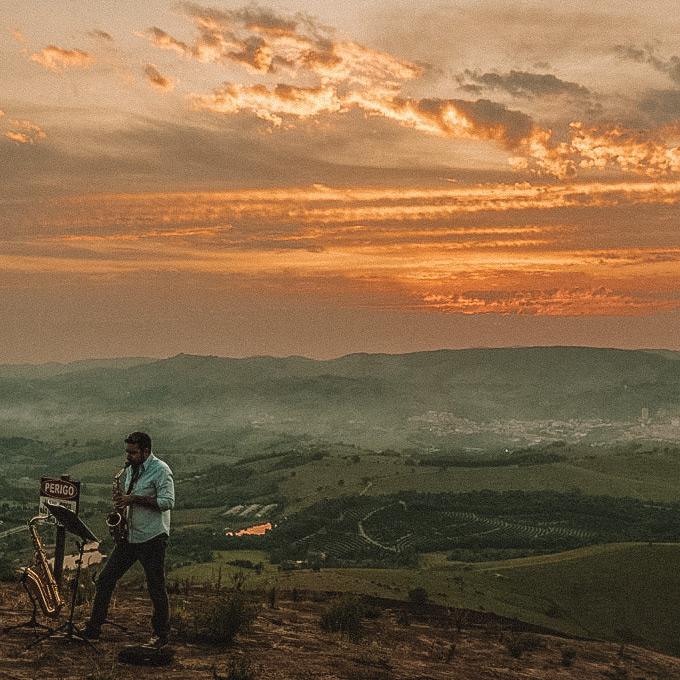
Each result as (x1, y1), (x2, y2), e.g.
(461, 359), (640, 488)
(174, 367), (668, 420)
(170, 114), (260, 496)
(613, 44), (680, 124)
(89, 29), (114, 42)
(143, 64), (175, 92)
(459, 69), (591, 99)
(649, 55), (680, 87)
(639, 89), (680, 124)
(614, 44), (680, 86)
(612, 44), (648, 63)
(456, 98), (534, 142)
(180, 1), (304, 36)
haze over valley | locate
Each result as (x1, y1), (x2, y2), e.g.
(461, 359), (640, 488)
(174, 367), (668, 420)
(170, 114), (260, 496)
(2, 347), (680, 454)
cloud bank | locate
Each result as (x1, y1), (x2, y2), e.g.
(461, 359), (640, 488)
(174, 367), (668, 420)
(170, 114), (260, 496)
(138, 3), (680, 179)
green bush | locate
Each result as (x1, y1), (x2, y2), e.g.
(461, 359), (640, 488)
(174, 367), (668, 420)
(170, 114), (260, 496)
(171, 591), (260, 646)
(407, 587), (428, 607)
(502, 631), (544, 659)
(320, 595), (365, 643)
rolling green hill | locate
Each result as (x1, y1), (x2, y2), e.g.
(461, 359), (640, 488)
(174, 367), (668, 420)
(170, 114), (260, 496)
(1, 347), (680, 450)
(255, 542), (680, 657)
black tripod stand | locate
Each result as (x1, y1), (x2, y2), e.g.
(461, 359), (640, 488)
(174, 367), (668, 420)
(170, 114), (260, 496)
(47, 539), (88, 643)
(26, 504), (99, 649)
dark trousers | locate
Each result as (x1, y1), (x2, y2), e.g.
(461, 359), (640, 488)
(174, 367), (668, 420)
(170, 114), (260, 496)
(87, 533), (169, 638)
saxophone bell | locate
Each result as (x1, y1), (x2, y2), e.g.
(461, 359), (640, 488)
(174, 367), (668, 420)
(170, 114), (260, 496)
(105, 510), (124, 528)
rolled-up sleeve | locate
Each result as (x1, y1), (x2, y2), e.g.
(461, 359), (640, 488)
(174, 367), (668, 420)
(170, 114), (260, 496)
(155, 466), (175, 511)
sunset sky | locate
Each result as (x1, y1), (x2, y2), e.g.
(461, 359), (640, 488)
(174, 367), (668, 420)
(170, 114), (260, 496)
(3, 0), (680, 364)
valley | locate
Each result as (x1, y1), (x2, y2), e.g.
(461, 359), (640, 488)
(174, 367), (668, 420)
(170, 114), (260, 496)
(2, 347), (680, 663)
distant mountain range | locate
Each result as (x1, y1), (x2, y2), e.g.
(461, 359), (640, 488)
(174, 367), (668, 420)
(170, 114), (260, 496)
(1, 347), (679, 450)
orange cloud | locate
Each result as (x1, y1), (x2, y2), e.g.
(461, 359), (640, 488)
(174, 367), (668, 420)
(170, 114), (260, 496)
(61, 226), (228, 241)
(3, 118), (46, 144)
(190, 83), (342, 124)
(10, 29), (26, 43)
(143, 64), (176, 93)
(43, 180), (680, 230)
(30, 45), (96, 71)
(144, 27), (194, 58)
(145, 3), (421, 83)
(3, 181), (670, 320)
(418, 288), (679, 316)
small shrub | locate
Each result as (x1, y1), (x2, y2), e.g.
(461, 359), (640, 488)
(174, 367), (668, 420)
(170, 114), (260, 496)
(396, 610), (410, 626)
(85, 661), (120, 680)
(430, 641), (456, 663)
(171, 591), (260, 646)
(407, 587), (428, 607)
(502, 631), (544, 659)
(447, 607), (468, 632)
(320, 595), (365, 643)
(74, 568), (97, 605)
(351, 646), (391, 669)
(560, 646), (577, 667)
(485, 620), (504, 640)
(213, 657), (261, 680)
(231, 570), (248, 591)
(603, 665), (630, 680)
(362, 600), (383, 619)
(267, 585), (276, 609)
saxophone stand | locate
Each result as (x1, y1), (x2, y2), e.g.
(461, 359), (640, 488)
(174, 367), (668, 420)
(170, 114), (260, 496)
(4, 521), (57, 636)
(2, 573), (55, 634)
(25, 505), (100, 650)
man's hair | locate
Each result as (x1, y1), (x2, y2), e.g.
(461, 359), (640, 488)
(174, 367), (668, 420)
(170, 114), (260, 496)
(125, 431), (152, 453)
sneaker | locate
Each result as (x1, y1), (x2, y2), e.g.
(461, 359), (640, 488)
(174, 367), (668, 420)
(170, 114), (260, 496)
(142, 634), (168, 649)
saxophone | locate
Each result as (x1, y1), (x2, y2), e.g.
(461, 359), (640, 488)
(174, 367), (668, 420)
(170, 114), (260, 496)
(21, 516), (64, 618)
(106, 462), (131, 545)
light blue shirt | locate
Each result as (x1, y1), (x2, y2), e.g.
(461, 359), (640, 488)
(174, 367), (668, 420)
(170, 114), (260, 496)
(125, 452), (174, 544)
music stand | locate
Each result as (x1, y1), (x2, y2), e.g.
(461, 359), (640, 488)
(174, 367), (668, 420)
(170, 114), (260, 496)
(46, 503), (99, 543)
(26, 503), (99, 648)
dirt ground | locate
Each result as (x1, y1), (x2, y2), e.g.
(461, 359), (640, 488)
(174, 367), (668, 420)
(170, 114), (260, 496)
(2, 583), (680, 680)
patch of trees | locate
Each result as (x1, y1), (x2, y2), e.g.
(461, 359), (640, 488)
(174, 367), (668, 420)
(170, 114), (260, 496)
(416, 449), (566, 469)
(175, 464), (281, 509)
(233, 446), (330, 469)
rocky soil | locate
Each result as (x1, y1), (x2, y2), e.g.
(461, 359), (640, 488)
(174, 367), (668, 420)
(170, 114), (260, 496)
(2, 583), (680, 680)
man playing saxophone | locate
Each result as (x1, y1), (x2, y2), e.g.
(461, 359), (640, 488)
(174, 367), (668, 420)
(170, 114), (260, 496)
(84, 432), (174, 649)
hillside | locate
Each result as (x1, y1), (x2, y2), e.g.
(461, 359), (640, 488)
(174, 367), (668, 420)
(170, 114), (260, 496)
(2, 582), (680, 680)
(163, 542), (680, 659)
(1, 347), (680, 450)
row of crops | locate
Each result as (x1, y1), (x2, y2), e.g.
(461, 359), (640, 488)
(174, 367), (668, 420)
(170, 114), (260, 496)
(266, 490), (680, 564)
